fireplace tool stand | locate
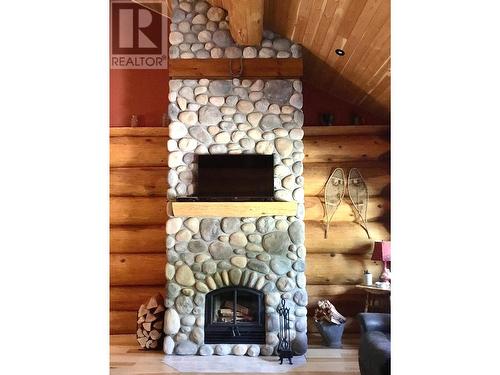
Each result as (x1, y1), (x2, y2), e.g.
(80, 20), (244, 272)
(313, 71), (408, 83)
(277, 296), (293, 365)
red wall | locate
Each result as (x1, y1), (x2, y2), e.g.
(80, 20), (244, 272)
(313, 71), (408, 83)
(109, 70), (385, 127)
(302, 81), (385, 126)
(110, 69), (169, 127)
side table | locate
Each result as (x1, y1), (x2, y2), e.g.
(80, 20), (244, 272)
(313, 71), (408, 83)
(356, 285), (391, 312)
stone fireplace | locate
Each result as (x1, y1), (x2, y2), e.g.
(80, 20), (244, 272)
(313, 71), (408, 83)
(164, 0), (307, 357)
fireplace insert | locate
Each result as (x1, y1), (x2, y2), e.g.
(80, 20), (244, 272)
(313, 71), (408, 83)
(204, 287), (265, 344)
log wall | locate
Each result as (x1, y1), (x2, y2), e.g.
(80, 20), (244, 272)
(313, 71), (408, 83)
(109, 126), (390, 335)
(110, 128), (168, 334)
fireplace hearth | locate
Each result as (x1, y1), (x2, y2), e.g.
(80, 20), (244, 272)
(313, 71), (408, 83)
(205, 287), (265, 344)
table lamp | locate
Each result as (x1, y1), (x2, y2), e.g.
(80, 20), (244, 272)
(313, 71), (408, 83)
(372, 241), (391, 282)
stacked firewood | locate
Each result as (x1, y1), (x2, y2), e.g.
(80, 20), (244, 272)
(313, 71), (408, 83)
(136, 293), (165, 349)
(217, 300), (255, 323)
(313, 299), (346, 325)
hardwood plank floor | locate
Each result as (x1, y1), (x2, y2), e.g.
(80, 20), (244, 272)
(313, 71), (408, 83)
(110, 334), (361, 374)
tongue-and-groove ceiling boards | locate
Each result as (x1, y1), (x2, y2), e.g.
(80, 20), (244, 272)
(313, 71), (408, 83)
(264, 0), (390, 123)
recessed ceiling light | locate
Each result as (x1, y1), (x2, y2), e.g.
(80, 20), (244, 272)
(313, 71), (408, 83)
(335, 49), (345, 56)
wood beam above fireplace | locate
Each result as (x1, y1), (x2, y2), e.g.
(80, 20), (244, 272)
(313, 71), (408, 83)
(168, 58), (303, 79)
(169, 201), (297, 217)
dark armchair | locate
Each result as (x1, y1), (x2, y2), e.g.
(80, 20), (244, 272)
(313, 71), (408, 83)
(357, 313), (391, 375)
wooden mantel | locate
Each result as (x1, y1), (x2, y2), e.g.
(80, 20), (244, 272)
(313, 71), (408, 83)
(169, 58), (303, 79)
(169, 201), (297, 217)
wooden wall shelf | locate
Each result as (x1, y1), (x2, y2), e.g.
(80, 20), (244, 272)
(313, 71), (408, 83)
(169, 58), (303, 79)
(110, 125), (389, 138)
(303, 125), (389, 136)
(169, 201), (297, 217)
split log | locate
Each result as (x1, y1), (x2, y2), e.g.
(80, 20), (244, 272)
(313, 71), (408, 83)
(136, 293), (165, 350)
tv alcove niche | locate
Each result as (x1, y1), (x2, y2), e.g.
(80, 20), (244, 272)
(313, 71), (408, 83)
(204, 287), (265, 344)
(168, 154), (299, 217)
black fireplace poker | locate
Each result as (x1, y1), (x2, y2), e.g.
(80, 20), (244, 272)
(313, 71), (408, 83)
(276, 296), (293, 365)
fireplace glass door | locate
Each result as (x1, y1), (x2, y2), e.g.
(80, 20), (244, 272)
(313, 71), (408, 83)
(205, 287), (265, 344)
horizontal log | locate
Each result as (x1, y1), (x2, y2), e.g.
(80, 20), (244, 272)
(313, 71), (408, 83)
(110, 127), (168, 137)
(110, 310), (361, 335)
(169, 58), (303, 78)
(110, 311), (362, 335)
(110, 284), (368, 313)
(303, 161), (390, 197)
(304, 196), (389, 222)
(305, 220), (390, 255)
(109, 134), (388, 167)
(306, 284), (366, 317)
(110, 254), (166, 286)
(110, 162), (389, 198)
(109, 219), (389, 255)
(110, 286), (165, 311)
(110, 251), (384, 287)
(110, 225), (165, 253)
(110, 311), (138, 334)
(303, 135), (390, 163)
(305, 253), (383, 285)
(109, 126), (388, 138)
(110, 195), (387, 226)
(110, 311), (361, 335)
(303, 125), (389, 136)
(110, 136), (167, 168)
(110, 197), (167, 225)
(307, 284), (366, 301)
(110, 284), (372, 334)
(110, 167), (167, 197)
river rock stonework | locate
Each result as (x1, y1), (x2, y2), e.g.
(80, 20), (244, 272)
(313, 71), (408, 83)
(165, 215), (307, 356)
(165, 0), (306, 357)
(167, 78), (304, 206)
(169, 0), (302, 60)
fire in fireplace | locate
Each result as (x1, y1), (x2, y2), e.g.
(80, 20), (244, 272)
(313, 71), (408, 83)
(204, 287), (265, 344)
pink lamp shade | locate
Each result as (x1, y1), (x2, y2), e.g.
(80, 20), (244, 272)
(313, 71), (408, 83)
(371, 241), (391, 262)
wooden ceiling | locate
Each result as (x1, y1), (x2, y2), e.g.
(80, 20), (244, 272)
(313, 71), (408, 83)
(263, 0), (390, 123)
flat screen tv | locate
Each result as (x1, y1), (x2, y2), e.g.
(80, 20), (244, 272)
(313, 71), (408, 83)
(197, 155), (274, 200)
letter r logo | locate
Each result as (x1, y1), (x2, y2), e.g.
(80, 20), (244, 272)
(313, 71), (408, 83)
(112, 1), (163, 54)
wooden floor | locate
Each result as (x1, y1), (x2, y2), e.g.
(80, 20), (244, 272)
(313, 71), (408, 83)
(110, 334), (361, 375)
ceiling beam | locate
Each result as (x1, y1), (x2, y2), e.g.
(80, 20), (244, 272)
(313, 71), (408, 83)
(208, 0), (264, 46)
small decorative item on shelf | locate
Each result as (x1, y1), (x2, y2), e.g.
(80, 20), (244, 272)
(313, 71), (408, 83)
(320, 112), (335, 126)
(313, 299), (346, 348)
(130, 114), (139, 127)
(363, 269), (373, 285)
(277, 296), (293, 364)
(161, 112), (168, 127)
(351, 114), (363, 125)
